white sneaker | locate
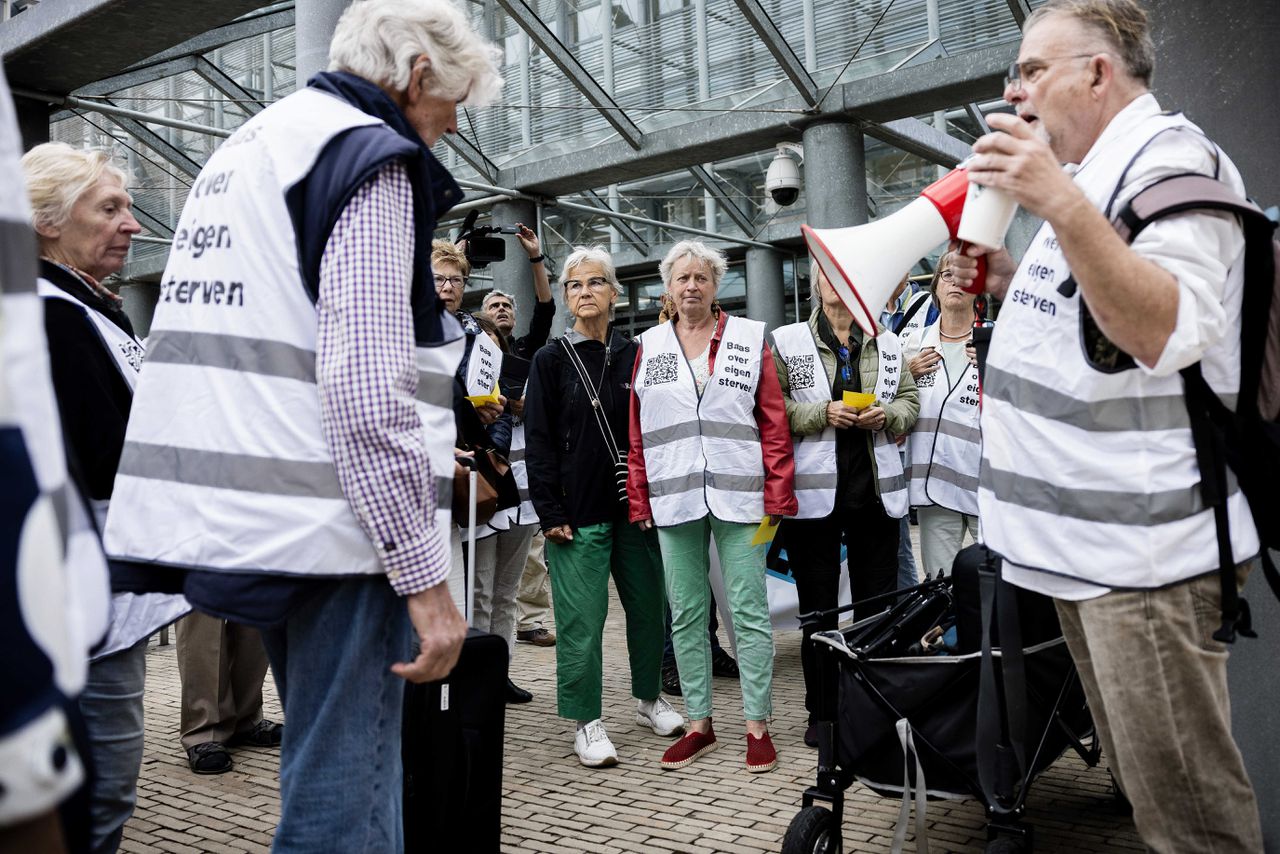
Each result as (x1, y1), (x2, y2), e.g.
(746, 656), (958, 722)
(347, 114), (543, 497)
(636, 696), (686, 737)
(573, 719), (618, 768)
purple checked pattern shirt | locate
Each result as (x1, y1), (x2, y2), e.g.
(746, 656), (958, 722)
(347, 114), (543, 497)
(315, 162), (451, 596)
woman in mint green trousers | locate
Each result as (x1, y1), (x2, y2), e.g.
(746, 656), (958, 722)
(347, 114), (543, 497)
(627, 241), (797, 774)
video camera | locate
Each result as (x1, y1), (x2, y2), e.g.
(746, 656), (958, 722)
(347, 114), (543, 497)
(455, 210), (520, 269)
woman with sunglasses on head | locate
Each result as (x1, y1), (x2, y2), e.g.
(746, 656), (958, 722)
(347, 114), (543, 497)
(901, 250), (986, 582)
(523, 246), (684, 768)
(771, 264), (919, 750)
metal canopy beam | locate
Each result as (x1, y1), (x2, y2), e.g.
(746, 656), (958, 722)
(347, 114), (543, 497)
(863, 117), (972, 167)
(443, 131), (499, 183)
(495, 0), (644, 150)
(103, 110), (204, 178)
(580, 190), (649, 254)
(731, 0), (819, 107)
(72, 55), (199, 98)
(499, 41), (1017, 197)
(1004, 0), (1032, 29)
(687, 166), (755, 234)
(129, 201), (176, 238)
(118, 5), (295, 71)
(193, 56), (265, 115)
(0, 0), (267, 93)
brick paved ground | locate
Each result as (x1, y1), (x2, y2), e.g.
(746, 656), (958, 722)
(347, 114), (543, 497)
(122, 536), (1142, 853)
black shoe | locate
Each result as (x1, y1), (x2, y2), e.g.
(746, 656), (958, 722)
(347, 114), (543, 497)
(228, 719), (283, 748)
(710, 647), (739, 679)
(187, 742), (232, 775)
(804, 723), (819, 749)
(505, 678), (533, 704)
(661, 661), (682, 696)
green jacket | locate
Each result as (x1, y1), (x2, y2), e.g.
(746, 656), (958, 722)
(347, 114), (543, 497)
(771, 307), (920, 490)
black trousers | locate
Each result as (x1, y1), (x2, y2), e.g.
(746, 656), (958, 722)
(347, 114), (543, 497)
(783, 502), (900, 716)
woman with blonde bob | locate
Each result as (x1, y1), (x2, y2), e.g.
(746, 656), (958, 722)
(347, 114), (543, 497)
(24, 141), (189, 853)
(628, 240), (796, 774)
(524, 246), (683, 767)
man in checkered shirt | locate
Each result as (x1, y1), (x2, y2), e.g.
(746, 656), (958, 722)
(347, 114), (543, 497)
(102, 1), (504, 847)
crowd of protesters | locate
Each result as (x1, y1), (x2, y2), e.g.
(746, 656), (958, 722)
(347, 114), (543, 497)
(2, 0), (1265, 852)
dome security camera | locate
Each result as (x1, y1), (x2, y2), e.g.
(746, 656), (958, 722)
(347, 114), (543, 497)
(766, 143), (804, 206)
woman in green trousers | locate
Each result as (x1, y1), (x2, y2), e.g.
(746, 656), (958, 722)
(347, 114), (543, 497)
(523, 246), (685, 768)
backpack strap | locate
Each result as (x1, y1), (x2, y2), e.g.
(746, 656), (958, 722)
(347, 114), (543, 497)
(892, 291), (930, 335)
(1115, 173), (1278, 640)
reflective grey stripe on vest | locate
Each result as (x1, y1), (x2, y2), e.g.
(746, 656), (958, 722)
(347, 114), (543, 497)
(706, 472), (766, 493)
(649, 471), (704, 498)
(146, 330), (316, 382)
(642, 419), (760, 446)
(120, 441), (452, 503)
(878, 471), (907, 495)
(913, 416), (981, 446)
(415, 366), (455, 404)
(507, 447), (525, 463)
(118, 441), (344, 498)
(984, 365), (1190, 432)
(981, 460), (1239, 526)
(146, 330), (457, 404)
(909, 461), (979, 493)
(795, 472), (838, 490)
(1, 220), (37, 294)
(518, 487), (530, 502)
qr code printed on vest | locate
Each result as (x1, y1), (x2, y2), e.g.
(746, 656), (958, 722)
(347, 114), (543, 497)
(786, 354), (816, 390)
(645, 353), (679, 386)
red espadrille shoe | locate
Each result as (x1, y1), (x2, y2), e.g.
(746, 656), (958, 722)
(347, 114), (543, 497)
(660, 727), (718, 770)
(745, 732), (777, 773)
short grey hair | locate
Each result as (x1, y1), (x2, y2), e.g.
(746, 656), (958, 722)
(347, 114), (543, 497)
(328, 0), (504, 104)
(560, 245), (622, 320)
(21, 142), (129, 231)
(659, 240), (728, 289)
(482, 288), (518, 314)
(1026, 0), (1155, 86)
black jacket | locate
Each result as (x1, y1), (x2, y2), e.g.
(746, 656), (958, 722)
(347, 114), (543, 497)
(524, 330), (635, 532)
(40, 260), (135, 500)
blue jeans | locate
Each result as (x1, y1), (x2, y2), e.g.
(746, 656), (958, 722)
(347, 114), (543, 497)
(79, 639), (147, 854)
(260, 578), (411, 853)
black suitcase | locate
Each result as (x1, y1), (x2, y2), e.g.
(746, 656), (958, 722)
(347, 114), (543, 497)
(403, 465), (508, 853)
(402, 627), (508, 853)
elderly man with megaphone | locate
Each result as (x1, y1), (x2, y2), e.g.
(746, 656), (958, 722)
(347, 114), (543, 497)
(931, 1), (1260, 851)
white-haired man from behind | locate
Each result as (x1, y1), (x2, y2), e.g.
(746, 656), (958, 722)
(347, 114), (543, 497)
(101, 0), (502, 848)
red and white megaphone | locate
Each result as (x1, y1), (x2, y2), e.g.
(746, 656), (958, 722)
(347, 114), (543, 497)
(801, 168), (987, 337)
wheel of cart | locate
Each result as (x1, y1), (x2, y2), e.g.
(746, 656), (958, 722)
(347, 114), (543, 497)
(782, 546), (1100, 854)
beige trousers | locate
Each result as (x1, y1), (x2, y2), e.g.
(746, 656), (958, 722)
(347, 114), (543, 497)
(176, 611), (270, 748)
(1055, 566), (1262, 854)
(516, 530), (552, 631)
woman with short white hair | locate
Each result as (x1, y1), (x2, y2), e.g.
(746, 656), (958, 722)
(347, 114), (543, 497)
(524, 246), (684, 767)
(628, 240), (796, 773)
(24, 141), (189, 854)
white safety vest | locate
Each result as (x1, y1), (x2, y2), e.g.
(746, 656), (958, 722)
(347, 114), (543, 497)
(907, 322), (982, 516)
(980, 104), (1258, 590)
(634, 316), (768, 527)
(895, 290), (933, 342)
(105, 88), (463, 580)
(770, 320), (908, 519)
(38, 276), (190, 657)
(505, 419), (537, 526)
(38, 277), (145, 388)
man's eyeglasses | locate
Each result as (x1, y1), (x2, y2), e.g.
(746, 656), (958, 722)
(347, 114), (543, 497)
(565, 277), (610, 294)
(433, 274), (466, 288)
(1004, 53), (1099, 92)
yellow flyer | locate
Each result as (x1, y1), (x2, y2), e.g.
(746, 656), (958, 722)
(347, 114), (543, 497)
(751, 517), (780, 546)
